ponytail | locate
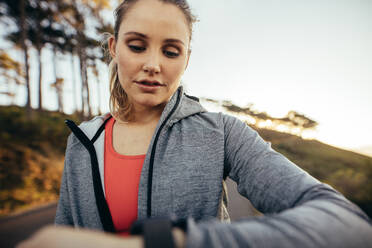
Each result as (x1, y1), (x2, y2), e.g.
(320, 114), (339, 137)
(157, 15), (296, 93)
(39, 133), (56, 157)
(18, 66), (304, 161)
(108, 60), (133, 122)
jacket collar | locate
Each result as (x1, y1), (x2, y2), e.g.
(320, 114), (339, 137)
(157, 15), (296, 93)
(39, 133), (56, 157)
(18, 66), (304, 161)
(159, 86), (207, 127)
(78, 86), (206, 138)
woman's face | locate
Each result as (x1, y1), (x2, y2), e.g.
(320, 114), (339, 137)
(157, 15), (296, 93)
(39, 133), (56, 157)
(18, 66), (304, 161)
(109, 0), (190, 110)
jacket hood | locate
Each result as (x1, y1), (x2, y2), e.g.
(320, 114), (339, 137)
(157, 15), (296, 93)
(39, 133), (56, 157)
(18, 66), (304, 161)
(163, 86), (207, 126)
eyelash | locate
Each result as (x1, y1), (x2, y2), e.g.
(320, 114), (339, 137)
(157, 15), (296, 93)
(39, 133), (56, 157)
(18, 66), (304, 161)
(128, 45), (180, 58)
(128, 45), (145, 53)
(163, 50), (179, 58)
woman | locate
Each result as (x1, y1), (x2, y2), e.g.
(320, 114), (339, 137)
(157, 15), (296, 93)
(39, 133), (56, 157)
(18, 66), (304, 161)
(18, 0), (372, 247)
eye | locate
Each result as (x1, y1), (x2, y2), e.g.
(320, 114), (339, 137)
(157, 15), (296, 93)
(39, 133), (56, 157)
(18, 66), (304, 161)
(163, 46), (180, 58)
(128, 45), (146, 53)
(127, 39), (146, 53)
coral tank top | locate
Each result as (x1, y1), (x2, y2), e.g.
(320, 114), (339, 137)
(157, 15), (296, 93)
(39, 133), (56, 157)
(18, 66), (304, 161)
(104, 117), (145, 236)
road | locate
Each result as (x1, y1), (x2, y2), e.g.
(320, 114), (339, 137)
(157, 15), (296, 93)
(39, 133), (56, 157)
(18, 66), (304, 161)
(0, 203), (57, 248)
(0, 178), (257, 248)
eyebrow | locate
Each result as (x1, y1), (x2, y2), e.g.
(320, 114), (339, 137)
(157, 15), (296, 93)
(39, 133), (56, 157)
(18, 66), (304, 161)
(124, 31), (147, 38)
(164, 38), (185, 46)
(124, 31), (185, 46)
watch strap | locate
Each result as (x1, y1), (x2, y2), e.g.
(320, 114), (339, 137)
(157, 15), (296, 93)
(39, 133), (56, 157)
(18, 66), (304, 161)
(143, 219), (175, 248)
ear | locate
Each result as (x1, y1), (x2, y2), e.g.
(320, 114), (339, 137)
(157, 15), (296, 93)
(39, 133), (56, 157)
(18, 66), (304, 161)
(108, 36), (117, 59)
(185, 49), (191, 70)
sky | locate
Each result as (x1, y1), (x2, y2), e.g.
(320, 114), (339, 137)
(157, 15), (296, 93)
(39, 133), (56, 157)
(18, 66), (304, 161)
(182, 0), (372, 153)
(1, 0), (371, 155)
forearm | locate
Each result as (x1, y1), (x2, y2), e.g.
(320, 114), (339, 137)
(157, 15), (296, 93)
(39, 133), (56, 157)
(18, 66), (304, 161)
(187, 211), (371, 247)
(185, 190), (372, 248)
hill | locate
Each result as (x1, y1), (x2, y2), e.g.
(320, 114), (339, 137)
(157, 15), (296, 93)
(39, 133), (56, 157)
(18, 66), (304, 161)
(0, 106), (79, 216)
(256, 128), (372, 216)
(0, 106), (371, 217)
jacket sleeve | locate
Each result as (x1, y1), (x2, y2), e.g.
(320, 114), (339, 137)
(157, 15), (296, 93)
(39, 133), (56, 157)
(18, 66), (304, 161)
(54, 134), (74, 226)
(185, 114), (372, 248)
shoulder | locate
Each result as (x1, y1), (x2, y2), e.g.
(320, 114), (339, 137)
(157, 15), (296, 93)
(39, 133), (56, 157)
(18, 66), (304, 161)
(78, 113), (110, 139)
(198, 112), (259, 142)
(196, 111), (251, 129)
(65, 113), (110, 148)
(183, 111), (255, 139)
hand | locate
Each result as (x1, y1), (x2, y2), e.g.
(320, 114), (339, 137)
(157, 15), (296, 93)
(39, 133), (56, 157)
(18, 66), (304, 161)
(172, 227), (186, 248)
(16, 225), (144, 248)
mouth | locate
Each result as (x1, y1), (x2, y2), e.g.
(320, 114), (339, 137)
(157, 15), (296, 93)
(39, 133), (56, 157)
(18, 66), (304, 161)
(135, 80), (165, 87)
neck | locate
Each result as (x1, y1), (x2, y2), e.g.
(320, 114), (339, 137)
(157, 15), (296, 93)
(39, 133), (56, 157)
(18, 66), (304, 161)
(129, 103), (166, 126)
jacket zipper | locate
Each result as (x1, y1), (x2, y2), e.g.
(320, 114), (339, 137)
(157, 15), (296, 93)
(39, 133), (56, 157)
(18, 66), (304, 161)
(147, 91), (182, 218)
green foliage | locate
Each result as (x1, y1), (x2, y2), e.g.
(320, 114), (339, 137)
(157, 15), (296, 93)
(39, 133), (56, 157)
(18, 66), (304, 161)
(0, 0), (114, 116)
(0, 105), (79, 153)
(0, 106), (80, 216)
(221, 101), (318, 131)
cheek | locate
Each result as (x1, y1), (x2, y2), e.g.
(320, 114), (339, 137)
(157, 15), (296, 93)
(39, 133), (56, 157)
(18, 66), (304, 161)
(167, 60), (187, 83)
(116, 53), (139, 83)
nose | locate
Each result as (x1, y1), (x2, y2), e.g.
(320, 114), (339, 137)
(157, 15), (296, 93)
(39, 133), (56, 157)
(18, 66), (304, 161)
(142, 51), (161, 75)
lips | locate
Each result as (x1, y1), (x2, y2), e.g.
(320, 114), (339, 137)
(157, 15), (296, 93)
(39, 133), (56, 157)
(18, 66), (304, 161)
(135, 80), (165, 87)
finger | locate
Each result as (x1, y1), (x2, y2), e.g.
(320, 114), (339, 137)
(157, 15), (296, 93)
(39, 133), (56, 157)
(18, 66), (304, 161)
(15, 238), (36, 248)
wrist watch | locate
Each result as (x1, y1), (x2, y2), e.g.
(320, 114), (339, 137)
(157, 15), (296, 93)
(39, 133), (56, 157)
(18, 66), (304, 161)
(130, 217), (187, 248)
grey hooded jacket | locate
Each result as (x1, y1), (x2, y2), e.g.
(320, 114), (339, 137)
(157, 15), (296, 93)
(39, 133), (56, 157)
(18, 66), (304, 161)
(55, 86), (372, 247)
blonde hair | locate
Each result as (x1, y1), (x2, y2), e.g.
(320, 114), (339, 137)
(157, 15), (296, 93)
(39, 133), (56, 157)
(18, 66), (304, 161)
(108, 60), (134, 122)
(108, 0), (197, 122)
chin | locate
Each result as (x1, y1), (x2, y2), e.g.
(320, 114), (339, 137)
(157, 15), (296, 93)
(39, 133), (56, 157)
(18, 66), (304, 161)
(134, 96), (167, 108)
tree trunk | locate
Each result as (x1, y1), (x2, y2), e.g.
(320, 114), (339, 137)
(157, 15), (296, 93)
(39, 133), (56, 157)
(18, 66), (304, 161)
(58, 83), (64, 113)
(92, 60), (102, 116)
(96, 76), (102, 116)
(19, 0), (31, 118)
(77, 48), (91, 118)
(85, 60), (92, 117)
(77, 50), (86, 118)
(53, 47), (63, 113)
(52, 49), (59, 111)
(37, 46), (43, 110)
(71, 1), (91, 119)
(70, 54), (78, 113)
